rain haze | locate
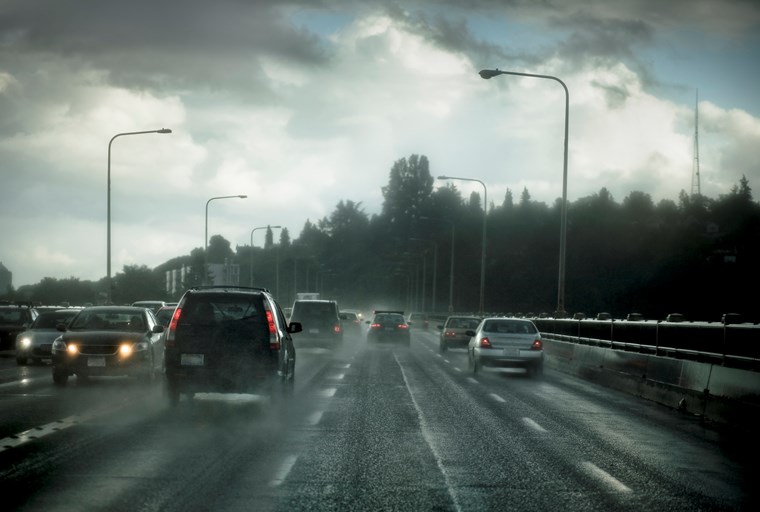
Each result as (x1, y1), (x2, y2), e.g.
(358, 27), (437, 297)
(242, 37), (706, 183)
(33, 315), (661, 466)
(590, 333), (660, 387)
(1, 0), (759, 286)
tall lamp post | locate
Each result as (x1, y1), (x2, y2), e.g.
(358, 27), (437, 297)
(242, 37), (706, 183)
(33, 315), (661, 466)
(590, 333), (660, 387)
(479, 68), (569, 317)
(249, 225), (281, 287)
(420, 216), (455, 313)
(438, 175), (487, 315)
(205, 195), (247, 285)
(107, 128), (171, 304)
(410, 238), (437, 313)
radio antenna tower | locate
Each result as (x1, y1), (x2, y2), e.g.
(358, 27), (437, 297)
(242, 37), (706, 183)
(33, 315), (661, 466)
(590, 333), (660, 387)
(691, 89), (701, 196)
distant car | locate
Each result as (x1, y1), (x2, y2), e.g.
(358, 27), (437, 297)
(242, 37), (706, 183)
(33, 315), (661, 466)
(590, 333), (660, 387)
(164, 286), (300, 405)
(154, 305), (176, 328)
(406, 312), (428, 330)
(438, 315), (481, 352)
(665, 313), (685, 323)
(339, 310), (362, 338)
(0, 303), (38, 351)
(289, 299), (343, 348)
(595, 312), (613, 320)
(625, 312), (644, 321)
(51, 306), (165, 386)
(131, 300), (167, 314)
(467, 317), (544, 376)
(15, 308), (79, 365)
(367, 311), (410, 346)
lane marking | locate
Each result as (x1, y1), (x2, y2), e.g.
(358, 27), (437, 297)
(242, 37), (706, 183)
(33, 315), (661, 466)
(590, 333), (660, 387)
(269, 455), (299, 487)
(0, 377), (48, 390)
(489, 393), (506, 403)
(338, 364), (351, 369)
(328, 374), (345, 380)
(466, 377), (478, 384)
(522, 417), (547, 433)
(307, 411), (323, 426)
(320, 388), (337, 397)
(395, 354), (463, 512)
(443, 359), (450, 364)
(580, 461), (632, 493)
(453, 367), (461, 372)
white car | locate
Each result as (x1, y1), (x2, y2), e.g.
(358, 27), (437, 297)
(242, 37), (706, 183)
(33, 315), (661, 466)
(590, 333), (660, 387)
(467, 317), (544, 376)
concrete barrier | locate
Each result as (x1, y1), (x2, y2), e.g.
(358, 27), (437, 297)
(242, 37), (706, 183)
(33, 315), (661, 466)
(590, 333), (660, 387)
(544, 338), (760, 430)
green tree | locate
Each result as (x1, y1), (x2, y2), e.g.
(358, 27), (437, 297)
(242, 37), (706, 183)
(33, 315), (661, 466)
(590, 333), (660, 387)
(112, 265), (165, 304)
(207, 235), (234, 264)
(381, 154), (434, 224)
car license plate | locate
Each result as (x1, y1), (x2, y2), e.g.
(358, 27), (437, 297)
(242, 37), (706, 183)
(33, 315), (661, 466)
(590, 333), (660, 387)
(385, 327), (394, 331)
(88, 356), (106, 367)
(181, 354), (205, 366)
(309, 328), (320, 334)
(503, 348), (519, 357)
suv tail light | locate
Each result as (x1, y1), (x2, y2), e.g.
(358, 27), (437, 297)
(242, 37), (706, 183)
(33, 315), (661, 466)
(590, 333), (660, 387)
(479, 337), (492, 348)
(370, 323), (381, 329)
(397, 324), (409, 329)
(165, 307), (182, 347)
(333, 324), (342, 334)
(531, 339), (543, 350)
(266, 310), (280, 350)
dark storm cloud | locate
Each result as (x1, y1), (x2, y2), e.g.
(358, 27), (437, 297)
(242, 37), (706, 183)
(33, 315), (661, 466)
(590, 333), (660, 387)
(0, 0), (332, 96)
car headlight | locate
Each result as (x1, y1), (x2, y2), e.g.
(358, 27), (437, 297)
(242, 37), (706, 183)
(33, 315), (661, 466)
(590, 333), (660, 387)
(18, 337), (32, 349)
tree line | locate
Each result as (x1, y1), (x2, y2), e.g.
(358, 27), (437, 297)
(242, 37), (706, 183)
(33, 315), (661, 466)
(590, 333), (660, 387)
(8, 154), (760, 322)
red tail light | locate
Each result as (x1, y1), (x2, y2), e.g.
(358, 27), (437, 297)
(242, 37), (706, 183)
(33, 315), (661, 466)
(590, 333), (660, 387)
(531, 339), (543, 350)
(479, 337), (492, 348)
(266, 310), (280, 350)
(334, 324), (342, 334)
(165, 307), (182, 347)
(397, 324), (409, 330)
(370, 323), (381, 329)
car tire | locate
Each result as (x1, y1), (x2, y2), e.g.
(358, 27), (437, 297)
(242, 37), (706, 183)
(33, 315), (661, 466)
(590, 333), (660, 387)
(530, 361), (544, 378)
(16, 356), (28, 365)
(52, 369), (68, 387)
(439, 341), (448, 353)
(166, 381), (180, 407)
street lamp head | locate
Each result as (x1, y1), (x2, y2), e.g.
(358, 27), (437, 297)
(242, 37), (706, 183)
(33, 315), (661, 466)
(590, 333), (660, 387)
(238, 195), (247, 199)
(437, 175), (450, 180)
(478, 69), (503, 79)
(157, 128), (172, 134)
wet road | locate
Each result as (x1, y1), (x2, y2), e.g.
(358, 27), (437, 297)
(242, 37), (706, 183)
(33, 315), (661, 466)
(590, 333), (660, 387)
(0, 329), (756, 511)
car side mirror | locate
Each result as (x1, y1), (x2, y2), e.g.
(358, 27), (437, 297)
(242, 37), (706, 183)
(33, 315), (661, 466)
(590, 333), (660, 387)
(437, 324), (443, 330)
(152, 325), (165, 334)
(465, 330), (476, 337)
(288, 322), (302, 334)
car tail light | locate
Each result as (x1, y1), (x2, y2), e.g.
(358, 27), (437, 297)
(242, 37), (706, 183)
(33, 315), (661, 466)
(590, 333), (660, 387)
(165, 307), (182, 347)
(479, 337), (492, 348)
(531, 339), (543, 350)
(266, 310), (280, 350)
(397, 324), (409, 329)
(370, 323), (381, 329)
(334, 324), (342, 334)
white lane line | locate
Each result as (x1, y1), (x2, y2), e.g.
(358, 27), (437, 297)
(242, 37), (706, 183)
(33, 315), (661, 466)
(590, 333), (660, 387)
(269, 455), (299, 487)
(488, 393), (506, 403)
(320, 388), (337, 397)
(338, 364), (351, 369)
(328, 374), (345, 380)
(0, 411), (101, 453)
(436, 354), (443, 358)
(453, 367), (462, 372)
(522, 417), (547, 433)
(580, 461), (632, 493)
(466, 377), (478, 384)
(395, 354), (463, 512)
(443, 359), (450, 364)
(307, 411), (324, 426)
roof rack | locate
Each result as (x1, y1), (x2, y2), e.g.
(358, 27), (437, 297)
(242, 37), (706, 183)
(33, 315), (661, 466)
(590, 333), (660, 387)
(189, 285), (270, 293)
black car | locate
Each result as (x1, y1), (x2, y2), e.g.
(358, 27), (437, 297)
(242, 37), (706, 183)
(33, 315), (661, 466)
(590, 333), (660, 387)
(366, 311), (410, 345)
(51, 306), (165, 386)
(163, 286), (300, 405)
(289, 299), (343, 348)
(0, 303), (38, 351)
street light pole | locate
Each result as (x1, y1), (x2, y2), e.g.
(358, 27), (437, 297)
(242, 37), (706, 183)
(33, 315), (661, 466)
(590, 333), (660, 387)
(107, 128), (171, 304)
(479, 68), (569, 317)
(438, 175), (487, 315)
(205, 195), (247, 285)
(420, 216), (455, 313)
(249, 225), (281, 287)
(410, 238), (437, 314)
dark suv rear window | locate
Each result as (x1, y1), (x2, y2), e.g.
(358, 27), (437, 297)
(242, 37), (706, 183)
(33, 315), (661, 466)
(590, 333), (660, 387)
(181, 294), (265, 325)
(290, 301), (338, 322)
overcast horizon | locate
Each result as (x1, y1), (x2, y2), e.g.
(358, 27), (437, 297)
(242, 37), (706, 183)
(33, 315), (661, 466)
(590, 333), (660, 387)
(2, 0), (759, 288)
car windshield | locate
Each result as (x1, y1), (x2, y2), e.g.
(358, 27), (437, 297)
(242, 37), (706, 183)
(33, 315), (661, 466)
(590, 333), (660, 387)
(1, 3), (757, 510)
(32, 311), (76, 329)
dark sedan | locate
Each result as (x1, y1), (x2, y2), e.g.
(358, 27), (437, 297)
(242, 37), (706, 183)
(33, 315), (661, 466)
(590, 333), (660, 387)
(366, 311), (410, 346)
(51, 306), (165, 386)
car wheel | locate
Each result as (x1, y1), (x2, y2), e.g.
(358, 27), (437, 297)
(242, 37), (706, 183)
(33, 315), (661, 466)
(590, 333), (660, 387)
(166, 381), (180, 407)
(16, 356), (28, 365)
(439, 341), (448, 353)
(52, 369), (68, 387)
(530, 361), (544, 377)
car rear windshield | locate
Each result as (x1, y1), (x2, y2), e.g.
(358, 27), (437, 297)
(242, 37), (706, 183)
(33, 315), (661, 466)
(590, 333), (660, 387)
(375, 314), (405, 324)
(447, 317), (481, 329)
(482, 320), (537, 334)
(290, 301), (337, 322)
(180, 294), (265, 326)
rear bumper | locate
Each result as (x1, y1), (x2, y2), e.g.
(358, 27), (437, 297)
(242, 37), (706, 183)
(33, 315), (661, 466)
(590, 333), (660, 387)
(475, 348), (543, 367)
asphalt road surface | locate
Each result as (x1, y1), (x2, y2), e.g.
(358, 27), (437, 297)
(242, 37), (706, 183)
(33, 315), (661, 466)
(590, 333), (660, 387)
(0, 328), (756, 511)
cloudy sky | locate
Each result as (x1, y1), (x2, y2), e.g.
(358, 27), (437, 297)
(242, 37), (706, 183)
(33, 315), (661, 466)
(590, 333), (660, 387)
(1, 0), (759, 287)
